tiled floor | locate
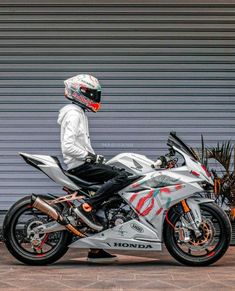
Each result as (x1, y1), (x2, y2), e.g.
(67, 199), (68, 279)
(0, 243), (235, 290)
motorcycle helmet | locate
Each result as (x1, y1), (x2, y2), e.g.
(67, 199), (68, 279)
(64, 74), (102, 112)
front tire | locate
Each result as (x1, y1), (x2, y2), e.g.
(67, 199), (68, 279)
(3, 196), (72, 265)
(164, 202), (231, 266)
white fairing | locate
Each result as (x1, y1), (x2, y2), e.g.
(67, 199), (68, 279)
(176, 147), (214, 185)
(120, 170), (203, 239)
(69, 219), (162, 250)
(115, 146), (214, 240)
(107, 153), (154, 174)
(20, 153), (78, 190)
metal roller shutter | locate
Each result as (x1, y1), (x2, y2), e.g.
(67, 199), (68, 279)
(0, 0), (235, 210)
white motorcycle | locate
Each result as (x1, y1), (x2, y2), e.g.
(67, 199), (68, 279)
(3, 132), (231, 266)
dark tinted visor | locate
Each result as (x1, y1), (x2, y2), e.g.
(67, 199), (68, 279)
(80, 86), (101, 103)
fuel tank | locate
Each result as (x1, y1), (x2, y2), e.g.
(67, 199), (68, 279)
(106, 153), (155, 175)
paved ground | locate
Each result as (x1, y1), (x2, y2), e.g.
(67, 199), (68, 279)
(0, 243), (235, 291)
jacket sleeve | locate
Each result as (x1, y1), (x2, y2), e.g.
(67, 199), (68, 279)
(62, 113), (88, 159)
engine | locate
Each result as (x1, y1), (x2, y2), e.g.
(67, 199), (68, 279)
(98, 197), (136, 228)
(108, 204), (134, 227)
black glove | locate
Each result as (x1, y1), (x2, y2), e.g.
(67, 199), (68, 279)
(159, 155), (168, 168)
(85, 152), (105, 164)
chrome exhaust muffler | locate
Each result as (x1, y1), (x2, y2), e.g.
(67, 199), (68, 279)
(31, 194), (85, 237)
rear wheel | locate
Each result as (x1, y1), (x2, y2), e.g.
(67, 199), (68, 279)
(3, 196), (72, 265)
(164, 202), (231, 266)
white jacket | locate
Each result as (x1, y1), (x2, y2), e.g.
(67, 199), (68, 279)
(57, 104), (95, 170)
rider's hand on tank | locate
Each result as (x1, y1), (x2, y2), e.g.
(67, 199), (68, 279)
(85, 152), (105, 164)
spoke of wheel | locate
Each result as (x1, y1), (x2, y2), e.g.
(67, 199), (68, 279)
(31, 208), (40, 219)
(45, 241), (54, 248)
(32, 208), (46, 219)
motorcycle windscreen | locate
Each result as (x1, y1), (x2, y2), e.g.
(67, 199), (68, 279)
(167, 131), (198, 161)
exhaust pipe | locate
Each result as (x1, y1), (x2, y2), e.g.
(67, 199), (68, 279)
(32, 194), (60, 221)
(31, 194), (85, 238)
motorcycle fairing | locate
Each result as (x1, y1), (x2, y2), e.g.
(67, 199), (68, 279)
(106, 153), (154, 175)
(68, 219), (162, 250)
(120, 169), (203, 239)
(20, 152), (79, 190)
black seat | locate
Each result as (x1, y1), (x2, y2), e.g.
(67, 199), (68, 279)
(51, 156), (101, 190)
(64, 171), (101, 190)
(51, 156), (142, 191)
(65, 172), (142, 191)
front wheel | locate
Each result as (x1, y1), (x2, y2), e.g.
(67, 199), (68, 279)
(3, 196), (72, 265)
(163, 202), (231, 266)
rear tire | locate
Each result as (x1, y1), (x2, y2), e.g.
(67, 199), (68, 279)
(3, 196), (72, 265)
(163, 202), (231, 266)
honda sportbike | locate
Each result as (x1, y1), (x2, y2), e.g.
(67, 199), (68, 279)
(3, 132), (231, 266)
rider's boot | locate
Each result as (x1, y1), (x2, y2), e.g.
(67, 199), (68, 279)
(87, 249), (118, 263)
(75, 203), (103, 231)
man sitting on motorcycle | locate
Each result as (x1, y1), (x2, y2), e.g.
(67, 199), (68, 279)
(57, 74), (130, 262)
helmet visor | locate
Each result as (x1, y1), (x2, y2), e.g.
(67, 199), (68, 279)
(80, 86), (101, 103)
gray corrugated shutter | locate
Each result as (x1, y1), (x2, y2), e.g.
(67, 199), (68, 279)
(0, 0), (235, 210)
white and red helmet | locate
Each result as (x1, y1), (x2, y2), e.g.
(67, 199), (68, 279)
(64, 74), (102, 112)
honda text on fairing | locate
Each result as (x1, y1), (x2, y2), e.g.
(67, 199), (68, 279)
(3, 132), (231, 266)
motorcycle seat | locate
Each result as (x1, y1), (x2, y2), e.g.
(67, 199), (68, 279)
(51, 156), (141, 191)
(64, 172), (101, 190)
(51, 156), (101, 190)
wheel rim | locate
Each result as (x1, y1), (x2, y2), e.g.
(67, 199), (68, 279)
(11, 203), (64, 259)
(173, 205), (223, 259)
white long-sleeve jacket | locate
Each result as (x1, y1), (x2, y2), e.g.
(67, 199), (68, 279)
(57, 104), (95, 170)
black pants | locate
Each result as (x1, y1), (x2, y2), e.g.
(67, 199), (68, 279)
(68, 163), (130, 208)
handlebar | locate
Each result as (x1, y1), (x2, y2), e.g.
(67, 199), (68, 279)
(152, 147), (178, 169)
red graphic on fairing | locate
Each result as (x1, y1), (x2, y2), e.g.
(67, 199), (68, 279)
(129, 184), (184, 217)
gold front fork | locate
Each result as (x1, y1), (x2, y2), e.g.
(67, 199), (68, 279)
(181, 199), (201, 237)
(181, 199), (190, 213)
